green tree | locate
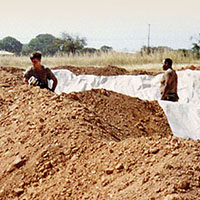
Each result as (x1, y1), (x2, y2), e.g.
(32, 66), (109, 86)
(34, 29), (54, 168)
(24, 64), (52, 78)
(0, 36), (22, 55)
(192, 43), (200, 58)
(60, 33), (87, 55)
(21, 44), (32, 56)
(190, 34), (200, 59)
(28, 34), (59, 56)
(100, 45), (113, 53)
(82, 47), (98, 54)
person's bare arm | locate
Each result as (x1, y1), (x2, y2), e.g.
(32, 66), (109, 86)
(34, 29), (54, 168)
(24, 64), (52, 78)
(161, 85), (170, 100)
(24, 67), (33, 84)
(161, 73), (171, 100)
(46, 68), (58, 92)
(51, 76), (58, 92)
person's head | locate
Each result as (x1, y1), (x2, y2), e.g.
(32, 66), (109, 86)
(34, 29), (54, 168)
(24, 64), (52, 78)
(162, 58), (173, 70)
(30, 51), (42, 67)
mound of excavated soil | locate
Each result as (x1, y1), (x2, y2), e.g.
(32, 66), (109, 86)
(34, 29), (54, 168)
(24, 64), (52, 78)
(67, 89), (171, 140)
(0, 67), (200, 200)
(179, 65), (200, 71)
(52, 65), (157, 76)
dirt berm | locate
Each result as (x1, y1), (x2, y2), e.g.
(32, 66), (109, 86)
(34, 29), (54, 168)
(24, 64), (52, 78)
(0, 66), (200, 200)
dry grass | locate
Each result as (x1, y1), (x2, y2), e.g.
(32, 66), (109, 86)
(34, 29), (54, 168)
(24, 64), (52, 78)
(0, 51), (200, 72)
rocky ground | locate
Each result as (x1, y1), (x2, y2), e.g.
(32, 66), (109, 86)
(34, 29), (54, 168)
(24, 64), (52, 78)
(0, 66), (200, 200)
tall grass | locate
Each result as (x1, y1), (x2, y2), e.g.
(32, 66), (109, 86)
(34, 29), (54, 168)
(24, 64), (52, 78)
(0, 50), (199, 71)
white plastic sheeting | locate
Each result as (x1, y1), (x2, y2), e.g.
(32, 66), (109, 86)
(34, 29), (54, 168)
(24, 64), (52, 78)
(51, 69), (200, 140)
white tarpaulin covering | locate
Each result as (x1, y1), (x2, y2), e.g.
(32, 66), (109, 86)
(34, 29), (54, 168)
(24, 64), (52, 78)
(51, 69), (200, 140)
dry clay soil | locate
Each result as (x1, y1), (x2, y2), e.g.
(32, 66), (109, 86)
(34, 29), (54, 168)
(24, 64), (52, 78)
(0, 65), (200, 200)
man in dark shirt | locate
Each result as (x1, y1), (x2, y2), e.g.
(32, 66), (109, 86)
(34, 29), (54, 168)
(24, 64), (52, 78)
(24, 51), (58, 92)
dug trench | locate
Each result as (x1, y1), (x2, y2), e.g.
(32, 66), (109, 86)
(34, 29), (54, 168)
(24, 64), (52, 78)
(0, 66), (200, 200)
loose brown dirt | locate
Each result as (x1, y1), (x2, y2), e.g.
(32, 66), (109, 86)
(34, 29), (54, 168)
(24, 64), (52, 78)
(0, 66), (200, 200)
(179, 65), (200, 71)
(52, 65), (157, 76)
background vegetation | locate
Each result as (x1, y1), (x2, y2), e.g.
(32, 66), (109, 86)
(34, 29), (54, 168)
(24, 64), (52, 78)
(0, 50), (200, 72)
(0, 32), (200, 70)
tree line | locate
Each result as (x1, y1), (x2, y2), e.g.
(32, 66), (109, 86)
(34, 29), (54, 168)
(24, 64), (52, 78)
(1, 32), (200, 58)
(0, 33), (113, 56)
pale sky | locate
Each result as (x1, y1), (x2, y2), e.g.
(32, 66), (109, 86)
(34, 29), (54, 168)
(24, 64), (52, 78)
(0, 0), (199, 51)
